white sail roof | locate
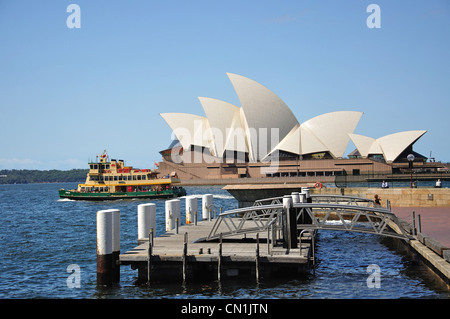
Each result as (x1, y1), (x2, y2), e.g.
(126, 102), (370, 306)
(377, 130), (427, 162)
(301, 111), (363, 158)
(300, 125), (329, 155)
(160, 73), (426, 163)
(349, 130), (427, 162)
(274, 124), (301, 155)
(160, 113), (213, 151)
(226, 72), (299, 161)
(198, 97), (248, 156)
(348, 134), (378, 158)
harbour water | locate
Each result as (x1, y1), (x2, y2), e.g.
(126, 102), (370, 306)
(0, 183), (448, 299)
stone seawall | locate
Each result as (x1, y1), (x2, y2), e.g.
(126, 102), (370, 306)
(223, 184), (450, 208)
(312, 187), (450, 207)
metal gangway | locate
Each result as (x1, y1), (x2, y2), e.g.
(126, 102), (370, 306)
(206, 193), (410, 244)
(253, 194), (376, 207)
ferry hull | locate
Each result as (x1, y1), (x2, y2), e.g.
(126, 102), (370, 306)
(59, 188), (186, 201)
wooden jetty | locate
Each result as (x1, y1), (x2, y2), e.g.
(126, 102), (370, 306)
(119, 219), (314, 284)
(96, 188), (450, 288)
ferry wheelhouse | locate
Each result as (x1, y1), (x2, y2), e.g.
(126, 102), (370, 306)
(59, 151), (186, 200)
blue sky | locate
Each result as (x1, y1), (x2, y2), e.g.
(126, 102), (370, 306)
(0, 0), (449, 170)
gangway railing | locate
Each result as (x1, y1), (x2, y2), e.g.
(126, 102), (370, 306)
(253, 194), (375, 207)
(291, 202), (409, 239)
(206, 200), (410, 242)
(207, 204), (282, 241)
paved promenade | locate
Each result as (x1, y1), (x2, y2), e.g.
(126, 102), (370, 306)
(393, 207), (450, 247)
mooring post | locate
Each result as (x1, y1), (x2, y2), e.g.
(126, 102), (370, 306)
(97, 209), (114, 286)
(111, 209), (120, 283)
(412, 211), (416, 236)
(165, 208), (172, 232)
(301, 188), (313, 226)
(256, 233), (260, 282)
(283, 195), (297, 249)
(291, 192), (300, 204)
(291, 192), (300, 239)
(182, 232), (188, 284)
(311, 231), (316, 274)
(185, 196), (198, 225)
(150, 228), (154, 247)
(218, 233), (223, 281)
(147, 231), (152, 286)
(202, 194), (213, 221)
(165, 199), (180, 231)
(302, 187), (311, 204)
(418, 214), (422, 234)
(282, 195), (292, 249)
(138, 203), (156, 243)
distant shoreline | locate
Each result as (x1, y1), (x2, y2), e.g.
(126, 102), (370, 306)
(0, 169), (88, 184)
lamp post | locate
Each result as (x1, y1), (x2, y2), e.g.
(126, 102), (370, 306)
(407, 154), (415, 188)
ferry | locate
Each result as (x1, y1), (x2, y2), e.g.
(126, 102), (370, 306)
(59, 151), (186, 200)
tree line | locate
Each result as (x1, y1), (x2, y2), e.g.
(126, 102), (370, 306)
(0, 169), (89, 184)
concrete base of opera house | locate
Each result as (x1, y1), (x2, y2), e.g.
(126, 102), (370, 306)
(221, 184), (450, 208)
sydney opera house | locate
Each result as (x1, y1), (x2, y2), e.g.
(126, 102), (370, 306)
(157, 73), (432, 184)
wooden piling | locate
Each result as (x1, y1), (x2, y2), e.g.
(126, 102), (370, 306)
(283, 195), (297, 249)
(418, 214), (422, 233)
(202, 194), (213, 220)
(256, 233), (260, 282)
(182, 232), (188, 284)
(120, 219), (313, 283)
(185, 196), (198, 225)
(147, 232), (152, 286)
(97, 209), (115, 286)
(112, 209), (120, 283)
(218, 233), (222, 281)
(165, 199), (180, 231)
(138, 203), (156, 242)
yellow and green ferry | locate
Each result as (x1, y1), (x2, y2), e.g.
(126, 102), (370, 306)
(59, 151), (186, 200)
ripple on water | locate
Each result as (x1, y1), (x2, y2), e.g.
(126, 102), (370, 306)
(0, 183), (448, 298)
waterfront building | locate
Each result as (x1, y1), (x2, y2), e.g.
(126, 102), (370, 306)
(157, 73), (444, 184)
